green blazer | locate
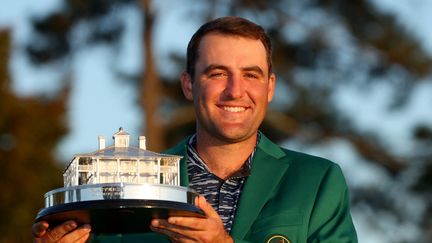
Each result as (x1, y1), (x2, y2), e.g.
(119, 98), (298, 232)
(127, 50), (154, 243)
(92, 134), (358, 243)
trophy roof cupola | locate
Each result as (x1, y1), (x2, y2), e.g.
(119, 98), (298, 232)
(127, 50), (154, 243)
(113, 127), (130, 148)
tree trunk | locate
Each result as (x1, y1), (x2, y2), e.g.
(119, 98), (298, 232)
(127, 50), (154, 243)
(140, 0), (164, 151)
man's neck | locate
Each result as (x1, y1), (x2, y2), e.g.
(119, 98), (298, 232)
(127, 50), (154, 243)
(194, 132), (258, 180)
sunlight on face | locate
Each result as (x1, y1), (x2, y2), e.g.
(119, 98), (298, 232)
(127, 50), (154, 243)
(182, 33), (275, 143)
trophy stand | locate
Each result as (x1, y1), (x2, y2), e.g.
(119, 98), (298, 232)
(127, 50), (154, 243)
(36, 128), (204, 233)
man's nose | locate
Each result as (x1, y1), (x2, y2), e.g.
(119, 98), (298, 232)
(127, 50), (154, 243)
(223, 74), (244, 99)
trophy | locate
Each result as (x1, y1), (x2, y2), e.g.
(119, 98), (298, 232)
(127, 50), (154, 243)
(36, 128), (204, 233)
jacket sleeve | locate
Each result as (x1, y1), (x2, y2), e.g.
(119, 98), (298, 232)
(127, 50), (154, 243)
(307, 163), (358, 243)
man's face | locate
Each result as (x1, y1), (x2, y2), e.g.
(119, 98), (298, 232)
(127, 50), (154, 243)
(181, 33), (275, 143)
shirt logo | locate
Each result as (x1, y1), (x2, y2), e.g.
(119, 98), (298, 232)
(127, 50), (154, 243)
(266, 235), (291, 243)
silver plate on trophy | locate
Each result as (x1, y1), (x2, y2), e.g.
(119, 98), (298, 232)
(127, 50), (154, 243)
(36, 183), (204, 233)
(36, 128), (204, 233)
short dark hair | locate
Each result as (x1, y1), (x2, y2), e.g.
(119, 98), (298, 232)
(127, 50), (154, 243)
(186, 16), (272, 78)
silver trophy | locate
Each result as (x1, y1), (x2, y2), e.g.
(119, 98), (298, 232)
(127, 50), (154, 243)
(36, 128), (203, 233)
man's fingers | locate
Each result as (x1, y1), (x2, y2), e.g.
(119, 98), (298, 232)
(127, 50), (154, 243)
(33, 221), (91, 243)
(152, 219), (196, 234)
(155, 196), (222, 231)
(32, 221), (49, 237)
(152, 219), (191, 231)
(75, 231), (92, 243)
(63, 224), (92, 242)
(46, 220), (78, 242)
(151, 199), (232, 243)
(166, 217), (206, 231)
(196, 195), (219, 218)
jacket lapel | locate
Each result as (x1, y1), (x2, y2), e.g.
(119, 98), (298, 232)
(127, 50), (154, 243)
(230, 134), (289, 239)
(165, 133), (290, 239)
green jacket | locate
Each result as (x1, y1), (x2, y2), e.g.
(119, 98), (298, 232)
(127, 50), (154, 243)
(92, 134), (357, 242)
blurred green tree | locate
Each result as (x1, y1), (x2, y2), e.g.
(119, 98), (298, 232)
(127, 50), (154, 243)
(23, 0), (432, 241)
(0, 30), (68, 242)
(25, 0), (168, 150)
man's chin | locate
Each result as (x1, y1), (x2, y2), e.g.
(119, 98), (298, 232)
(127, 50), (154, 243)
(216, 129), (257, 143)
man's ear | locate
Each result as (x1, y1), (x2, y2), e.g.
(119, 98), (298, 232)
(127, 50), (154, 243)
(267, 73), (276, 103)
(180, 71), (193, 101)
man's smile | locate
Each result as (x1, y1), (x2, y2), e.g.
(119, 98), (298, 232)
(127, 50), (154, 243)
(219, 105), (248, 113)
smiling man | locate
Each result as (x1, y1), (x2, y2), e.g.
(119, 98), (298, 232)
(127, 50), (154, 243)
(179, 32), (275, 179)
(149, 16), (358, 243)
(32, 16), (357, 243)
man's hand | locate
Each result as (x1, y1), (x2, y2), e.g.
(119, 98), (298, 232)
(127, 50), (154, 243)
(150, 196), (233, 243)
(32, 220), (91, 243)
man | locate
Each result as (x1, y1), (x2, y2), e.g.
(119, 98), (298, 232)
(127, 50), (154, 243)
(33, 16), (357, 242)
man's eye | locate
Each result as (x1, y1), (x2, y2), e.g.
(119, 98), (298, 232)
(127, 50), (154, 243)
(209, 72), (226, 78)
(245, 73), (259, 79)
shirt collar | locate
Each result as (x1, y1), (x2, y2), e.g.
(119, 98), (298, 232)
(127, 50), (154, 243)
(186, 133), (261, 178)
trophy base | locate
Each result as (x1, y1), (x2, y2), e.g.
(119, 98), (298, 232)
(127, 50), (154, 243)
(36, 199), (205, 233)
(36, 183), (204, 233)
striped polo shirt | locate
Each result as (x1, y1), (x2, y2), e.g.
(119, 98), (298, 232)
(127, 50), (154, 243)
(186, 134), (259, 232)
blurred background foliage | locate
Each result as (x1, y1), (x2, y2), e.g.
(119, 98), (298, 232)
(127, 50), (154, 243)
(0, 30), (67, 242)
(0, 0), (431, 242)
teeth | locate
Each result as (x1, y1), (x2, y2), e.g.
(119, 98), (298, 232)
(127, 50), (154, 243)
(222, 106), (246, 112)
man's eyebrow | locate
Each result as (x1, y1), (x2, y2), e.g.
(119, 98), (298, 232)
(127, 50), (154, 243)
(203, 64), (228, 74)
(203, 65), (266, 76)
(242, 66), (265, 76)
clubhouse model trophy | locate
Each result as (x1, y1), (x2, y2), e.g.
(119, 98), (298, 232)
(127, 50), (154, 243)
(36, 128), (203, 233)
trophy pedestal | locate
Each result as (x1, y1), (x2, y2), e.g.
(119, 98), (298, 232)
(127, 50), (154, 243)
(36, 183), (204, 233)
